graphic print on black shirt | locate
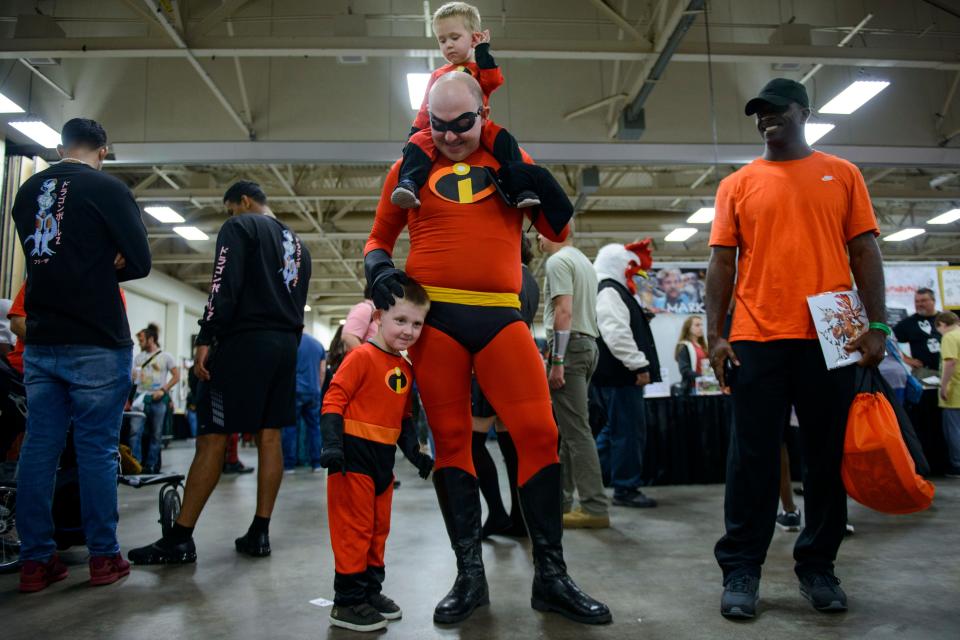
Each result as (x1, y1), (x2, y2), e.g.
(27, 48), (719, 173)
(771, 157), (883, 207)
(11, 161), (151, 348)
(893, 313), (941, 370)
(197, 214), (311, 345)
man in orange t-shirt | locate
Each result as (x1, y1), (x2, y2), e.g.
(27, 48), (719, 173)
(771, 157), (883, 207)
(705, 78), (885, 620)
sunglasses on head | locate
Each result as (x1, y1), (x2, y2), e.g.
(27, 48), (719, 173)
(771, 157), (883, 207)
(429, 109), (482, 134)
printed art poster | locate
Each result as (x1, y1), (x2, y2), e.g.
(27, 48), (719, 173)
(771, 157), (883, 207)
(883, 262), (942, 315)
(807, 290), (868, 370)
(635, 267), (706, 315)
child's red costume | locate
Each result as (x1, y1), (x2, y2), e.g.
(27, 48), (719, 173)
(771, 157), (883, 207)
(396, 43), (523, 201)
(363, 142), (612, 626)
(320, 342), (431, 606)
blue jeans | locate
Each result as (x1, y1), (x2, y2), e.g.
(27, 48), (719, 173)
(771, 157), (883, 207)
(282, 391), (322, 469)
(17, 344), (132, 560)
(594, 384), (647, 492)
(128, 398), (167, 470)
(942, 408), (960, 473)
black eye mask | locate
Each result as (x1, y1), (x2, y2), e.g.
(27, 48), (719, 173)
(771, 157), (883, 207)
(429, 109), (481, 134)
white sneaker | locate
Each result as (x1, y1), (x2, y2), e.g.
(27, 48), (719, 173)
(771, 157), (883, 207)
(284, 469), (295, 475)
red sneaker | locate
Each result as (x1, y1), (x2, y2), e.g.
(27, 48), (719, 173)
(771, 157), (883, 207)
(19, 554), (69, 593)
(89, 553), (131, 586)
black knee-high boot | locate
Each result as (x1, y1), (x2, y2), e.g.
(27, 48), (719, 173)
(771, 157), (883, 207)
(519, 463), (612, 625)
(472, 432), (511, 538)
(433, 468), (490, 624)
(495, 431), (527, 537)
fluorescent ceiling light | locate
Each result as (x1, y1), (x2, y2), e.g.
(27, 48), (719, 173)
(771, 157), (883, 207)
(0, 92), (24, 113)
(805, 123), (835, 145)
(686, 207), (715, 224)
(882, 228), (925, 242)
(173, 226), (209, 241)
(664, 227), (697, 242)
(144, 206), (185, 223)
(304, 304), (312, 312)
(406, 73), (431, 110)
(927, 209), (960, 225)
(9, 120), (60, 148)
(819, 80), (890, 115)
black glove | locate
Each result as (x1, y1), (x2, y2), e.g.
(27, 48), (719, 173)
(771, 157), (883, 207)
(414, 454), (434, 479)
(496, 162), (573, 236)
(364, 249), (408, 310)
(319, 413), (346, 473)
(318, 444), (344, 471)
(474, 42), (497, 69)
(398, 417), (432, 479)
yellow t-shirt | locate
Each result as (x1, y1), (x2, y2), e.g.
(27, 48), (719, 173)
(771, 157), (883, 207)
(939, 328), (960, 408)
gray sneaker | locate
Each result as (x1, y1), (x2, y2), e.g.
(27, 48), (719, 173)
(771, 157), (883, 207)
(368, 592), (402, 620)
(776, 510), (801, 532)
(799, 572), (848, 613)
(720, 574), (759, 619)
(330, 603), (387, 632)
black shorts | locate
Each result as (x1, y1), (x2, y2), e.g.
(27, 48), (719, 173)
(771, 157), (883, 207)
(471, 377), (496, 419)
(197, 330), (298, 435)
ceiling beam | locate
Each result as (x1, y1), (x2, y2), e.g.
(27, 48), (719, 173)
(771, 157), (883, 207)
(107, 141), (960, 167)
(140, 0), (254, 138)
(586, 0), (644, 41)
(3, 37), (959, 69)
(190, 0), (252, 37)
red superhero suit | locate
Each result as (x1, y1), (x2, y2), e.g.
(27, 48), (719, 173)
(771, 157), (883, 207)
(320, 342), (431, 607)
(394, 43), (530, 207)
(364, 144), (611, 626)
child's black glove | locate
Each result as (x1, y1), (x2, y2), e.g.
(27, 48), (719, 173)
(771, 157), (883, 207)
(319, 413), (346, 474)
(414, 454), (434, 480)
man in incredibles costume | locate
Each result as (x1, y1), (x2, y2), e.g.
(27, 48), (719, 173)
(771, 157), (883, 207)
(364, 72), (611, 626)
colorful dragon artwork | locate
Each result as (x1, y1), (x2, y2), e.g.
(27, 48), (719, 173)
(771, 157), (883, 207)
(817, 292), (866, 350)
(24, 178), (58, 258)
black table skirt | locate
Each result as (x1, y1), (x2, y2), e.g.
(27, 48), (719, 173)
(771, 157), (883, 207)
(641, 395), (734, 486)
(905, 389), (950, 476)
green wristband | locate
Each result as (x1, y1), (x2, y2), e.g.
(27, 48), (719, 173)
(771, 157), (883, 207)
(868, 322), (892, 336)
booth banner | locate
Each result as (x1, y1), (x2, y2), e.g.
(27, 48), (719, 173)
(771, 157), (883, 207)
(883, 263), (943, 315)
(637, 267), (707, 315)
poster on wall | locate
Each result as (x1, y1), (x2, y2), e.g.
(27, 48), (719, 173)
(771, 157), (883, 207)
(883, 262), (943, 315)
(636, 267), (707, 314)
(938, 267), (960, 310)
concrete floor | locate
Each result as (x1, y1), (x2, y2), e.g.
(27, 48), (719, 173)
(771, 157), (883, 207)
(2, 440), (958, 640)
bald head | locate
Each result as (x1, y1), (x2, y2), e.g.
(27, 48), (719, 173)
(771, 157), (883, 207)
(428, 72), (487, 162)
(428, 72), (484, 113)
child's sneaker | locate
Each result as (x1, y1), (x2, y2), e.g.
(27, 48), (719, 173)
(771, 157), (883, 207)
(515, 190), (540, 208)
(330, 603), (388, 632)
(368, 592), (402, 620)
(19, 554), (68, 593)
(89, 553), (131, 586)
(391, 180), (421, 209)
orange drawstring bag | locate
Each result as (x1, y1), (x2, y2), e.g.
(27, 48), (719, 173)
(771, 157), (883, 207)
(842, 368), (935, 515)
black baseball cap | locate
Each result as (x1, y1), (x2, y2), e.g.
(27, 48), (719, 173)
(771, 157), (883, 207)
(744, 78), (809, 116)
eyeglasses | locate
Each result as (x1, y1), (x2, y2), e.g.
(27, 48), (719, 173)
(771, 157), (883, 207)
(429, 109), (482, 134)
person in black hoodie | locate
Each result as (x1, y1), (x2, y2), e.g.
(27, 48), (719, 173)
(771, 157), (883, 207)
(129, 180), (311, 565)
(13, 118), (151, 592)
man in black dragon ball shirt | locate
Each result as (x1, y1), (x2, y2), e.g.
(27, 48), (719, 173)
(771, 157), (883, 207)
(13, 118), (151, 592)
(129, 181), (311, 565)
(893, 287), (941, 377)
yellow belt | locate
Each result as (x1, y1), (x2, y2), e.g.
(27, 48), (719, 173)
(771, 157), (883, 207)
(422, 285), (520, 309)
